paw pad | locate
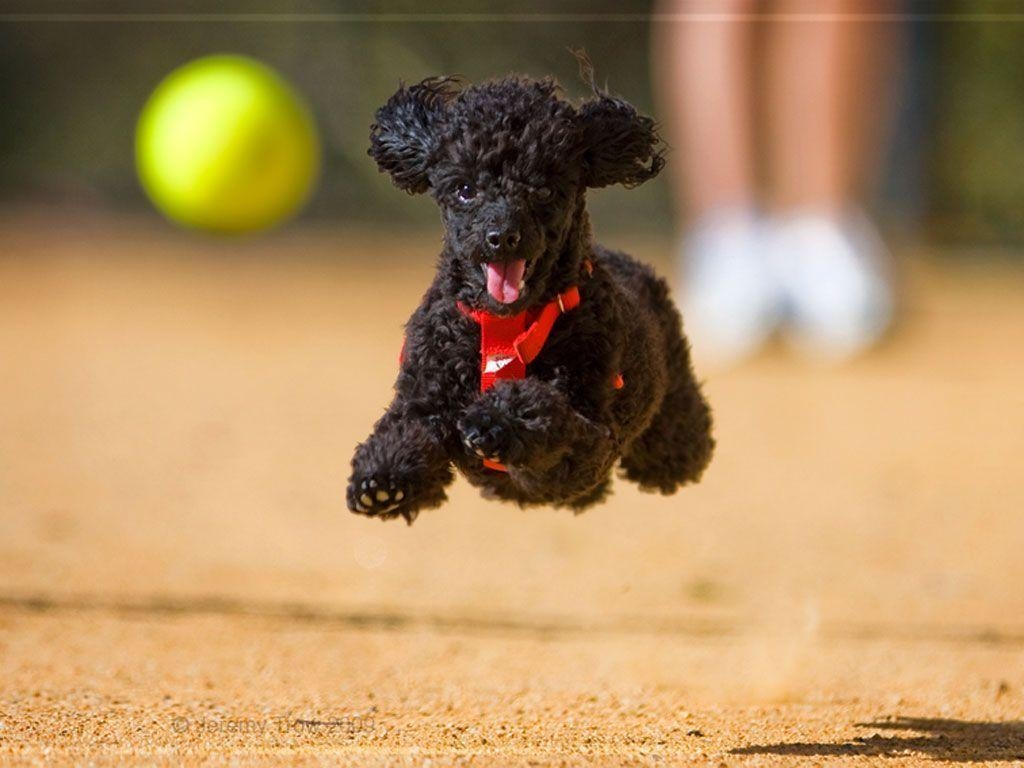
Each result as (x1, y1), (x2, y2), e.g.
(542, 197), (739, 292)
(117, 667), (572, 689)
(347, 476), (409, 519)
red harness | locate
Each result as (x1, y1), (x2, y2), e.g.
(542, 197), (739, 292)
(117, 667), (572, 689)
(456, 286), (582, 472)
(399, 262), (623, 474)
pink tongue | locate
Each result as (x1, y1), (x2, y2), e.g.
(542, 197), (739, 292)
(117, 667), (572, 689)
(485, 259), (526, 304)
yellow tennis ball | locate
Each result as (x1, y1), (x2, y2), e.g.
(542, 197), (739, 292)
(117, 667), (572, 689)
(136, 54), (320, 234)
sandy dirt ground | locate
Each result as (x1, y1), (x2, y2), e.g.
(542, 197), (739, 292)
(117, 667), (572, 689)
(1, 212), (1023, 765)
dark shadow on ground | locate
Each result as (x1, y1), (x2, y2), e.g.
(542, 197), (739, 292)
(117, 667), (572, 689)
(732, 717), (1024, 762)
(5, 592), (1024, 645)
(0, 591), (733, 640)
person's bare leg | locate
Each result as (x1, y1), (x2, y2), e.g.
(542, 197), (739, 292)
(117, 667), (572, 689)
(765, 0), (897, 210)
(652, 0), (757, 220)
(652, 0), (780, 368)
(763, 0), (899, 360)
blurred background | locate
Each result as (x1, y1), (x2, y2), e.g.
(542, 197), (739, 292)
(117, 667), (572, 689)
(2, 3), (1024, 758)
(3, 0), (1024, 242)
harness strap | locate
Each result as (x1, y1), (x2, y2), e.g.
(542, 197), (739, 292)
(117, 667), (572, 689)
(397, 260), (618, 474)
(456, 285), (581, 473)
(456, 284), (579, 389)
(514, 286), (579, 364)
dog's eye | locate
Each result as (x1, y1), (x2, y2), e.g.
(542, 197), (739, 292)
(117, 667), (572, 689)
(535, 186), (552, 201)
(457, 183), (477, 203)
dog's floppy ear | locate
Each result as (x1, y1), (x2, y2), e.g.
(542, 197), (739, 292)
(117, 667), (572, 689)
(577, 92), (665, 190)
(369, 77), (459, 194)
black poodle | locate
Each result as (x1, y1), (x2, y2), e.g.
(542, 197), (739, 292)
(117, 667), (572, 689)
(347, 71), (714, 524)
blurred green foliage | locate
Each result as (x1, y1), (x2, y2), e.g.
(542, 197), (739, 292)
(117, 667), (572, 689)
(929, 0), (1024, 243)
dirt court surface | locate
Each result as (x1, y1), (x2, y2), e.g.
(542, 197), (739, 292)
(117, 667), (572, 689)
(1, 212), (1023, 765)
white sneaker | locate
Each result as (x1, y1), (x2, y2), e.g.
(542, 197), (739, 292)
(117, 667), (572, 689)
(767, 210), (893, 362)
(678, 208), (781, 369)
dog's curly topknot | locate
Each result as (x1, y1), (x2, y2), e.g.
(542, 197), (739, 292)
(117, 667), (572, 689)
(368, 65), (666, 196)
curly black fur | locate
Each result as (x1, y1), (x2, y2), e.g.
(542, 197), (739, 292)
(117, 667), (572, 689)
(348, 71), (713, 524)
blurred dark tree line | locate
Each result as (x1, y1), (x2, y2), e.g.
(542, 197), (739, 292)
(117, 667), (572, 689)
(927, 0), (1024, 244)
(1, 0), (1023, 243)
(0, 0), (669, 235)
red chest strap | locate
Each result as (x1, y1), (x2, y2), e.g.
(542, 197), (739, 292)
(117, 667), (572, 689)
(456, 286), (580, 472)
(399, 261), (619, 474)
(457, 285), (580, 390)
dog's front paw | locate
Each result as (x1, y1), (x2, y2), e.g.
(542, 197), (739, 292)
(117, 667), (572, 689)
(458, 380), (577, 473)
(347, 475), (418, 523)
(459, 415), (507, 464)
(458, 398), (526, 467)
(346, 418), (453, 525)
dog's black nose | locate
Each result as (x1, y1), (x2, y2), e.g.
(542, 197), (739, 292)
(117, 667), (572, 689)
(486, 229), (521, 251)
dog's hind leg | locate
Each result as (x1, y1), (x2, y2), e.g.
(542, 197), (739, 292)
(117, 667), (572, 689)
(620, 313), (714, 494)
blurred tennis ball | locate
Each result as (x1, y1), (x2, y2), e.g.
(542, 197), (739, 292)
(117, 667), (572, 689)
(136, 54), (320, 234)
